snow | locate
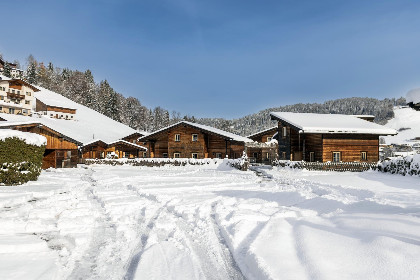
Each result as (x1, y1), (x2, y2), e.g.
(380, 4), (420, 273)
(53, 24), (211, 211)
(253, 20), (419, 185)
(270, 112), (397, 135)
(0, 129), (46, 146)
(0, 87), (137, 145)
(406, 88), (420, 104)
(1, 164), (419, 279)
(383, 106), (420, 144)
(140, 121), (253, 143)
(247, 126), (277, 138)
(34, 87), (77, 110)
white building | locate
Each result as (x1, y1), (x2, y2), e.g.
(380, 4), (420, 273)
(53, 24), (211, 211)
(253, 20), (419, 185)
(0, 75), (39, 116)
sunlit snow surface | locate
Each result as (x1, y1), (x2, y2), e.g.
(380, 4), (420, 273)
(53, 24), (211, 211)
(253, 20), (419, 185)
(0, 164), (419, 280)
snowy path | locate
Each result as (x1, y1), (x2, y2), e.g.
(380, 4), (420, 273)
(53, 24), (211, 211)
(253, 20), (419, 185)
(0, 164), (419, 280)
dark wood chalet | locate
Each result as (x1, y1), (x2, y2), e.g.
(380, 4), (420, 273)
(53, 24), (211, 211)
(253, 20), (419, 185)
(270, 112), (397, 163)
(81, 139), (147, 159)
(138, 121), (252, 159)
(0, 122), (81, 169)
(246, 127), (278, 163)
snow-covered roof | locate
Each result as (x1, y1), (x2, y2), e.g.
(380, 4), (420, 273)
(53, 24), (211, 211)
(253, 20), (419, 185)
(139, 121), (253, 143)
(0, 87), (137, 145)
(34, 86), (77, 110)
(270, 112), (397, 135)
(247, 127), (278, 138)
(0, 75), (39, 91)
(406, 89), (420, 104)
(107, 139), (147, 150)
(0, 128), (46, 146)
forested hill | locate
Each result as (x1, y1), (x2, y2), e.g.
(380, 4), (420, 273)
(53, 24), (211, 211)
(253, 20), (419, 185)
(1, 54), (407, 136)
(197, 97), (406, 136)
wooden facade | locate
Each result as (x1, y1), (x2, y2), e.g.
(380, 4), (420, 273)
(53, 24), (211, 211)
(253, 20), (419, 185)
(272, 117), (382, 163)
(247, 127), (278, 163)
(81, 140), (147, 159)
(36, 99), (77, 115)
(0, 122), (80, 169)
(140, 122), (248, 159)
(121, 132), (148, 144)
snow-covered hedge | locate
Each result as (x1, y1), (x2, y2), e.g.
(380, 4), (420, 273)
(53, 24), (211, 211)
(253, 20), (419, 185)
(377, 154), (420, 176)
(272, 160), (377, 172)
(0, 130), (46, 185)
(84, 157), (250, 171)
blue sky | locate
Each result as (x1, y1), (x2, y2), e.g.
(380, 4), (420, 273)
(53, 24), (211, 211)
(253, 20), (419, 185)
(2, 0), (420, 118)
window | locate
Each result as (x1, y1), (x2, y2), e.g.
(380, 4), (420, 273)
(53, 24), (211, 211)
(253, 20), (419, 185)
(215, 153), (222, 159)
(282, 152), (286, 159)
(50, 114), (53, 117)
(309, 152), (315, 162)
(100, 152), (105, 159)
(0, 106), (2, 111)
(124, 152), (130, 158)
(143, 152), (147, 158)
(361, 152), (367, 161)
(192, 153), (198, 159)
(12, 89), (15, 94)
(71, 116), (73, 118)
(175, 134), (180, 142)
(174, 153), (180, 158)
(26, 92), (31, 96)
(253, 152), (258, 158)
(282, 127), (287, 137)
(192, 134), (198, 142)
(9, 108), (15, 114)
(163, 153), (168, 158)
(266, 152), (270, 159)
(267, 137), (272, 142)
(17, 90), (20, 94)
(0, 96), (3, 100)
(332, 152), (341, 162)
(25, 100), (30, 104)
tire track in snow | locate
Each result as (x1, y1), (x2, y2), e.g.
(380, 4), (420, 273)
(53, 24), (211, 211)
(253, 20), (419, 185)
(68, 169), (119, 280)
(124, 184), (246, 280)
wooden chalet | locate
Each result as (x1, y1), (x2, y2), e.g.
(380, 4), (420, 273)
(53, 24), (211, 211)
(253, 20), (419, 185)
(0, 121), (81, 169)
(270, 112), (397, 163)
(138, 121), (252, 159)
(246, 127), (278, 163)
(81, 139), (147, 159)
(36, 99), (76, 120)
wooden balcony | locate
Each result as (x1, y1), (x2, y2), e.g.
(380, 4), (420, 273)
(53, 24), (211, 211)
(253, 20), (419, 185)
(7, 91), (25, 100)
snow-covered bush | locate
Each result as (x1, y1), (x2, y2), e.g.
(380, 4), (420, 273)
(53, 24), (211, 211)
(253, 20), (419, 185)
(377, 154), (420, 176)
(272, 160), (377, 172)
(84, 157), (250, 171)
(0, 130), (47, 185)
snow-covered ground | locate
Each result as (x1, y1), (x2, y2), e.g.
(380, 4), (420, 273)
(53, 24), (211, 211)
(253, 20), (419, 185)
(1, 164), (419, 280)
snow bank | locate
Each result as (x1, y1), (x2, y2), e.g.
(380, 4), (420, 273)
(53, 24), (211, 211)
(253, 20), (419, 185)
(406, 88), (420, 104)
(0, 129), (46, 146)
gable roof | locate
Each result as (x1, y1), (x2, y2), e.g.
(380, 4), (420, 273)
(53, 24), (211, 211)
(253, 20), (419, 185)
(139, 121), (253, 143)
(0, 121), (82, 145)
(247, 126), (278, 139)
(0, 75), (40, 92)
(0, 86), (137, 144)
(270, 112), (397, 135)
(34, 86), (77, 110)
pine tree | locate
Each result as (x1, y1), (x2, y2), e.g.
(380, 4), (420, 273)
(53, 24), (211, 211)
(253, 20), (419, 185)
(3, 62), (11, 78)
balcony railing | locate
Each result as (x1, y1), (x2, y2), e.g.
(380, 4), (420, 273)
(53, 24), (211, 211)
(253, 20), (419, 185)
(7, 91), (25, 100)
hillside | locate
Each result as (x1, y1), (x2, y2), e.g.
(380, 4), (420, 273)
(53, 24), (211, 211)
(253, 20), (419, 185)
(197, 97), (406, 136)
(383, 106), (420, 144)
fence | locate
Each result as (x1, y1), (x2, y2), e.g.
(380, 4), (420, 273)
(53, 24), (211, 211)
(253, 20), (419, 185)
(83, 157), (249, 171)
(273, 160), (377, 172)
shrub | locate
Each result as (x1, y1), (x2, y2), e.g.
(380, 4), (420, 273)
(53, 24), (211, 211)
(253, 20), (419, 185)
(0, 136), (46, 185)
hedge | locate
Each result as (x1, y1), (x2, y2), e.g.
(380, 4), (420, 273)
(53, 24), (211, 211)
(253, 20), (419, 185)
(0, 137), (46, 185)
